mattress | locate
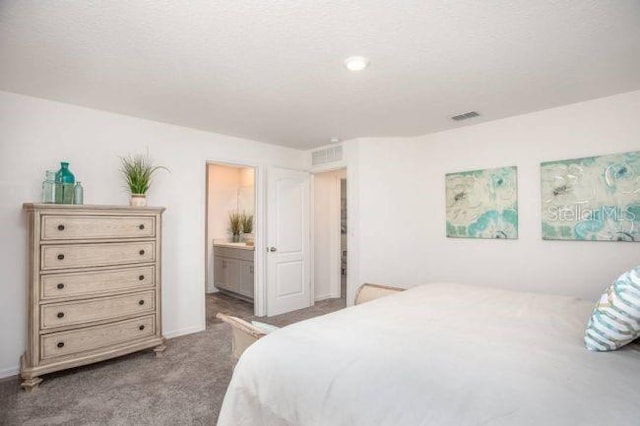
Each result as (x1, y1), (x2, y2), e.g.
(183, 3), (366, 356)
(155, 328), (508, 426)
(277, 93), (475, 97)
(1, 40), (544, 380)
(217, 283), (640, 425)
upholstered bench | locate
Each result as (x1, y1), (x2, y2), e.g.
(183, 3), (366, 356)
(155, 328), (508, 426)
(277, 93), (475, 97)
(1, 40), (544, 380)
(354, 283), (405, 305)
(216, 313), (277, 360)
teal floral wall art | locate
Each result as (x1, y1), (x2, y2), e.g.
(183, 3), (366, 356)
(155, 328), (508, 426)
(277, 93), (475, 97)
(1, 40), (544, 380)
(446, 166), (518, 239)
(541, 151), (640, 242)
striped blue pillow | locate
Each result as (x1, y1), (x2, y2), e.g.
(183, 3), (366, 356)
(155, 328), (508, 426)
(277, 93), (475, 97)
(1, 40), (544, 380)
(585, 266), (640, 351)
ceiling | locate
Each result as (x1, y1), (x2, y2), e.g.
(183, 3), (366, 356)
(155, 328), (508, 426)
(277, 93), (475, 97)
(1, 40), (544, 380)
(1, 1), (639, 149)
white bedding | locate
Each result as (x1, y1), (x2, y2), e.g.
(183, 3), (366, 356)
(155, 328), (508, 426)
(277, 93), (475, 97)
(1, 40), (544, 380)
(217, 283), (640, 426)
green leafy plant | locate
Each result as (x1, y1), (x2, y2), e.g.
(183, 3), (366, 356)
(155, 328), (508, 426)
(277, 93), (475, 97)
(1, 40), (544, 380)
(228, 212), (242, 236)
(241, 212), (254, 234)
(120, 154), (169, 195)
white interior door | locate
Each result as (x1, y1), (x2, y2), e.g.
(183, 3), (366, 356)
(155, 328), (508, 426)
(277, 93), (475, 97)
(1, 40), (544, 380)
(266, 167), (311, 316)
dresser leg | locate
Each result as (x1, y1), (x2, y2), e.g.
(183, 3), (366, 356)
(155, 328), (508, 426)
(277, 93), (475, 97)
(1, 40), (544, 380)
(153, 339), (167, 358)
(21, 377), (43, 392)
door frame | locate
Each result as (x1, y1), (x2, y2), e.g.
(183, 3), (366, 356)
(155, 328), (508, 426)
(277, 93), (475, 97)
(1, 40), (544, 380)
(204, 160), (266, 317)
(310, 165), (349, 303)
(310, 168), (345, 301)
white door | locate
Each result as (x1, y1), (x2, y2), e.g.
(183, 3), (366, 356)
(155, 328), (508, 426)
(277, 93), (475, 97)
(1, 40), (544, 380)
(266, 167), (311, 316)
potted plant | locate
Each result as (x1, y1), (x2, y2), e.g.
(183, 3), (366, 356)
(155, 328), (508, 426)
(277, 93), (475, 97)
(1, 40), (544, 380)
(120, 154), (168, 206)
(241, 212), (254, 244)
(228, 212), (242, 242)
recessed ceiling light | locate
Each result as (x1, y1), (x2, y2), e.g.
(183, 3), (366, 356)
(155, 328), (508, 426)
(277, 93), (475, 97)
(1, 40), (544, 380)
(344, 56), (370, 72)
(330, 137), (341, 144)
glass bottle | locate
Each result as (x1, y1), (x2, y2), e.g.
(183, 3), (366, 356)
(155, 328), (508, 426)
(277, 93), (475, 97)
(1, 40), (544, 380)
(73, 182), (84, 205)
(55, 162), (75, 204)
(41, 170), (57, 203)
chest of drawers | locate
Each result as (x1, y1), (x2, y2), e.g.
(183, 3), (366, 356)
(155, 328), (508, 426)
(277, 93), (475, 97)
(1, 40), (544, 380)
(20, 204), (166, 390)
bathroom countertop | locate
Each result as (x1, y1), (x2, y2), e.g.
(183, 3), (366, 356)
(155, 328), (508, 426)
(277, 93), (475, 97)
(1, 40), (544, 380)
(214, 242), (255, 250)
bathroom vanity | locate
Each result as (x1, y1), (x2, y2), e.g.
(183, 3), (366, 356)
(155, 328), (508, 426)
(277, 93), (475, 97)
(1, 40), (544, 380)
(213, 242), (254, 301)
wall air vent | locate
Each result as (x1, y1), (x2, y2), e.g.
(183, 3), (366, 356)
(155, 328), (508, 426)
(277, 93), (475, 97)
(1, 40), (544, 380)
(312, 146), (343, 166)
(451, 111), (480, 121)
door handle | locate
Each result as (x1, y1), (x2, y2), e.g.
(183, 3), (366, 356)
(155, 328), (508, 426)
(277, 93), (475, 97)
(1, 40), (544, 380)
(268, 247), (277, 252)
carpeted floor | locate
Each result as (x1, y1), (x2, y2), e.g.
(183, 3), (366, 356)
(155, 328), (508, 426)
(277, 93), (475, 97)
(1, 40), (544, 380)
(0, 293), (346, 425)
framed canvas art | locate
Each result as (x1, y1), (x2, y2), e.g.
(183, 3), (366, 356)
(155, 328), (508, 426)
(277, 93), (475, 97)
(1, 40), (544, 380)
(446, 166), (518, 239)
(541, 151), (640, 242)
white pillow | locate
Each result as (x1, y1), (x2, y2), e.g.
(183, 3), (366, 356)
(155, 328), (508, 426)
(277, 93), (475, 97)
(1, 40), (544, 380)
(585, 266), (640, 351)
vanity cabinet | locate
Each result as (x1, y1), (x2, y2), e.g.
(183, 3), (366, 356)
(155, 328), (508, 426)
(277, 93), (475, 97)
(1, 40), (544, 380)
(214, 245), (254, 300)
(20, 204), (166, 391)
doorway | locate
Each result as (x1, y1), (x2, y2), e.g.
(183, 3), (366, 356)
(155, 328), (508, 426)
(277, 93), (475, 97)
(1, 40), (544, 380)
(313, 168), (347, 306)
(205, 163), (257, 327)
(340, 177), (347, 299)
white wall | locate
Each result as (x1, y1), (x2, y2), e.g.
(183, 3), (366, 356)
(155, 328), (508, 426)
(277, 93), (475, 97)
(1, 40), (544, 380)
(313, 169), (346, 300)
(4, 88), (639, 378)
(238, 168), (255, 219)
(207, 164), (253, 241)
(239, 167), (255, 187)
(353, 90), (640, 301)
(0, 91), (304, 377)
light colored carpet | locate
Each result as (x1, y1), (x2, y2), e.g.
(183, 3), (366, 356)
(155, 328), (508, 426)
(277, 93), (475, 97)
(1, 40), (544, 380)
(0, 293), (346, 425)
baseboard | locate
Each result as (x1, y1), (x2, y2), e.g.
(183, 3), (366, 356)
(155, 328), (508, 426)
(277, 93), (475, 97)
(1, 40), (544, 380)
(0, 366), (19, 380)
(163, 324), (206, 339)
(314, 293), (340, 302)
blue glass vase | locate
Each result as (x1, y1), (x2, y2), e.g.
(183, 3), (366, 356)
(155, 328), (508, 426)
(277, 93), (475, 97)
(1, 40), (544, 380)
(55, 162), (76, 204)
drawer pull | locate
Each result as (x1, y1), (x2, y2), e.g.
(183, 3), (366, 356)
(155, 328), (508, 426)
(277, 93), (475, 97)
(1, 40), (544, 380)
(139, 224), (145, 230)
(139, 275), (145, 281)
(57, 342), (64, 349)
(138, 300), (145, 306)
(139, 325), (145, 331)
(57, 224), (65, 231)
(57, 312), (65, 318)
(57, 283), (65, 290)
(139, 249), (145, 256)
(57, 254), (65, 260)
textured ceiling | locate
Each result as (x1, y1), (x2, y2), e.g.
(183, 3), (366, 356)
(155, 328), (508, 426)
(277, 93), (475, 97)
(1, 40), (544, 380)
(1, 1), (639, 149)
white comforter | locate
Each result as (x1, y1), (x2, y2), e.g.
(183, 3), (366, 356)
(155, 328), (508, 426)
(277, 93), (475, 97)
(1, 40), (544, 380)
(217, 283), (640, 426)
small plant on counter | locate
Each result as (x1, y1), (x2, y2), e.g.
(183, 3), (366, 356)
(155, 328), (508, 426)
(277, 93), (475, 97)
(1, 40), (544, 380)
(241, 212), (254, 234)
(228, 212), (243, 242)
(120, 154), (169, 206)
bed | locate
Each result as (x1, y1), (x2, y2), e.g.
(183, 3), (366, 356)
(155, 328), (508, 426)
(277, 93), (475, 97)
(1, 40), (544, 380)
(217, 282), (640, 425)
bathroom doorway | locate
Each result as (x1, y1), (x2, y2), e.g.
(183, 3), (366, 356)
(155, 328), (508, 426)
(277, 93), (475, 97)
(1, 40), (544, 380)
(312, 168), (347, 305)
(205, 163), (257, 327)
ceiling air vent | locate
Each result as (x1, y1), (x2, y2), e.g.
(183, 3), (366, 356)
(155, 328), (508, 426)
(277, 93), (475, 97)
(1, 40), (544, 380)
(312, 146), (343, 166)
(451, 111), (480, 121)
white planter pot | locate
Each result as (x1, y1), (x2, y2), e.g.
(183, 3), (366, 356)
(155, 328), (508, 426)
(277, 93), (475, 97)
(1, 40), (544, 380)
(130, 194), (147, 207)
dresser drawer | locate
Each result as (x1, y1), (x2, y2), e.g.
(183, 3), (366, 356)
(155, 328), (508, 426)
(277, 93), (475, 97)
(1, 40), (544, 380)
(41, 266), (155, 300)
(41, 242), (155, 270)
(41, 215), (155, 241)
(41, 290), (155, 330)
(40, 315), (155, 360)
